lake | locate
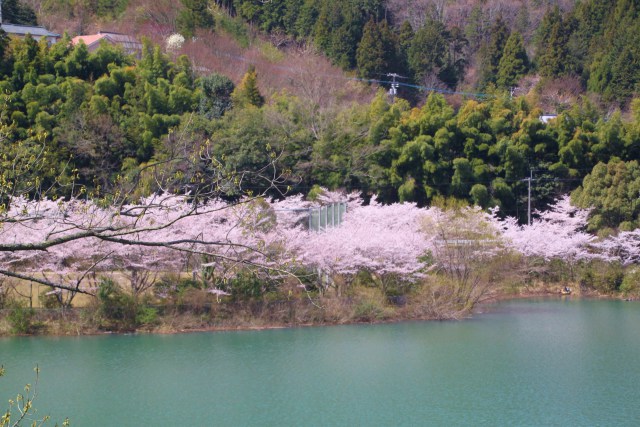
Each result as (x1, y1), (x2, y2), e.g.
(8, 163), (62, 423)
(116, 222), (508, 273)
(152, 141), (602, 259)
(2, 298), (640, 426)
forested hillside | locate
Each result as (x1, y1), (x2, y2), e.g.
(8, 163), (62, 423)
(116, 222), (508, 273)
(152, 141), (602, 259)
(203, 0), (639, 107)
(1, 0), (640, 232)
(22, 0), (640, 108)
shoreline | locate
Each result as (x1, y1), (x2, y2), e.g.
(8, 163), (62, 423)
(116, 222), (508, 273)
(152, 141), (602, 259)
(6, 290), (619, 338)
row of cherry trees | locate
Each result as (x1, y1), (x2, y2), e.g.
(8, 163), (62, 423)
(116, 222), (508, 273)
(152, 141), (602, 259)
(2, 189), (638, 306)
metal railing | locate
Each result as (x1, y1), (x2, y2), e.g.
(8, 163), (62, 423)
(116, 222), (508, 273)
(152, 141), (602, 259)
(308, 202), (347, 232)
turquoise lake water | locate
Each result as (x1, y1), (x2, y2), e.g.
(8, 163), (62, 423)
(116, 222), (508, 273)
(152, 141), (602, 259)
(2, 298), (640, 426)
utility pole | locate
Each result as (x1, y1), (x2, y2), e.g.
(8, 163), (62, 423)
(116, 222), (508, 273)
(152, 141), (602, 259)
(386, 73), (405, 102)
(521, 169), (535, 226)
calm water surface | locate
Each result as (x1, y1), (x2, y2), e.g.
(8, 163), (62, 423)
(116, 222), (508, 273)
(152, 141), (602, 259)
(2, 298), (640, 426)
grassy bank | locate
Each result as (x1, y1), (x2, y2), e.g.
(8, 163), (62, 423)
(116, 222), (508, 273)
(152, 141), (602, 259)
(2, 255), (638, 337)
(0, 279), (617, 337)
(0, 286), (447, 336)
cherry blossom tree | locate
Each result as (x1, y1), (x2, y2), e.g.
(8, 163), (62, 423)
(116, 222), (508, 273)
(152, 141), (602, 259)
(422, 203), (506, 312)
(5, 175), (639, 307)
(0, 127), (292, 298)
(495, 195), (595, 262)
(297, 195), (430, 294)
(590, 229), (640, 266)
(0, 196), (289, 295)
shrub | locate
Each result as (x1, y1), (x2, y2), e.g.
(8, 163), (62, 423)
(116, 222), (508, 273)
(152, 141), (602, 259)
(7, 301), (40, 334)
(136, 306), (159, 326)
(97, 277), (137, 330)
(351, 286), (390, 322)
(221, 270), (277, 301)
(39, 289), (61, 309)
(213, 9), (250, 47)
(578, 261), (624, 293)
(621, 268), (640, 296)
(176, 288), (213, 312)
(153, 274), (202, 301)
(353, 301), (385, 322)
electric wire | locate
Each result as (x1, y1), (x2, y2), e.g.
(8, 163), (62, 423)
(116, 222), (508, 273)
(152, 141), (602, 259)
(201, 45), (493, 99)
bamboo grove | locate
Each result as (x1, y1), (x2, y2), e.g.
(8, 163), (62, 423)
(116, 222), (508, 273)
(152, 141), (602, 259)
(0, 31), (640, 231)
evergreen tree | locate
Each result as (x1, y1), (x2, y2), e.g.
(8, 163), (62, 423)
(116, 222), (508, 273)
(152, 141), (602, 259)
(294, 0), (319, 37)
(231, 65), (264, 108)
(496, 32), (529, 89)
(198, 73), (235, 119)
(397, 20), (414, 53)
(584, 0), (640, 102)
(536, 6), (576, 78)
(451, 157), (474, 198)
(234, 0), (290, 32)
(607, 45), (640, 102)
(395, 20), (414, 79)
(328, 14), (362, 69)
(356, 19), (384, 80)
(570, 0), (611, 70)
(464, 5), (486, 52)
(378, 21), (397, 73)
(177, 0), (215, 38)
(439, 25), (467, 88)
(478, 15), (510, 88)
(2, 0), (37, 25)
(312, 1), (335, 53)
(572, 159), (640, 230)
(356, 19), (396, 80)
(407, 17), (448, 84)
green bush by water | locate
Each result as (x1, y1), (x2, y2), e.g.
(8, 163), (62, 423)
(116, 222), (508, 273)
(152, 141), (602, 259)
(7, 301), (40, 334)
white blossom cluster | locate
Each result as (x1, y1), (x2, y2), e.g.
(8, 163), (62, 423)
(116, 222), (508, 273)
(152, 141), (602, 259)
(165, 33), (185, 51)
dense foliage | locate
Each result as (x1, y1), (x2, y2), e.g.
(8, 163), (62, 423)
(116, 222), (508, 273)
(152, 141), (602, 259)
(2, 30), (640, 228)
(0, 35), (235, 196)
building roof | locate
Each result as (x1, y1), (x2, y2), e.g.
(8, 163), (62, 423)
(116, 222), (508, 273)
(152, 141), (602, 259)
(97, 31), (139, 44)
(72, 33), (108, 48)
(72, 31), (142, 51)
(539, 114), (558, 124)
(1, 23), (60, 38)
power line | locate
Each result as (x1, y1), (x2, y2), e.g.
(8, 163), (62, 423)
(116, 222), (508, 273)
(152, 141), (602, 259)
(200, 45), (493, 99)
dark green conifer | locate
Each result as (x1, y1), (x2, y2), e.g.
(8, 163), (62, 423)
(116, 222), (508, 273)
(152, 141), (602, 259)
(535, 6), (576, 78)
(396, 20), (414, 79)
(356, 19), (384, 80)
(478, 15), (510, 88)
(497, 32), (529, 89)
(407, 17), (448, 83)
(198, 73), (235, 119)
(356, 19), (396, 80)
(2, 0), (37, 25)
(177, 0), (214, 38)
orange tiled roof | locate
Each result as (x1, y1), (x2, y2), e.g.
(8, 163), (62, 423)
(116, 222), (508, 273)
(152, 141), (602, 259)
(71, 34), (108, 47)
